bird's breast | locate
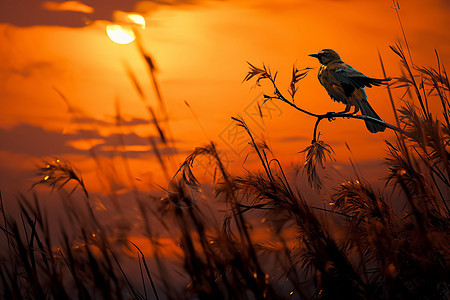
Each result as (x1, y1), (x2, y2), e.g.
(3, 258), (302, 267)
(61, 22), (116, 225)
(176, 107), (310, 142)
(318, 65), (348, 104)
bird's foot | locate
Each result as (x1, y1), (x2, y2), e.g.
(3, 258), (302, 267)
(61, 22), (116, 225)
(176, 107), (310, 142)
(325, 112), (336, 121)
(345, 113), (354, 119)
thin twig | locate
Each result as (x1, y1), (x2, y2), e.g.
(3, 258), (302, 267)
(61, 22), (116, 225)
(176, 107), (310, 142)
(262, 77), (409, 142)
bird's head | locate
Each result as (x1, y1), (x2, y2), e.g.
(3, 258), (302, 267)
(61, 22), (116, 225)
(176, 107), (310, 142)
(309, 49), (342, 65)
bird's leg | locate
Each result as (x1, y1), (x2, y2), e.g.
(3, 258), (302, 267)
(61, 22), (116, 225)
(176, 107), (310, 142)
(343, 104), (351, 113)
(326, 104), (351, 121)
(340, 105), (360, 119)
(351, 105), (360, 115)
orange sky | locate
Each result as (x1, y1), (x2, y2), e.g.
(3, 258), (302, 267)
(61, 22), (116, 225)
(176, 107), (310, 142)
(0, 0), (449, 202)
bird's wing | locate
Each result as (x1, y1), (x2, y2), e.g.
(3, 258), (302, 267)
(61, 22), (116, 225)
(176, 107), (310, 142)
(334, 64), (391, 90)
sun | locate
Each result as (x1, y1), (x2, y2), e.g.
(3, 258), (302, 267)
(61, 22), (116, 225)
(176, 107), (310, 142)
(106, 13), (146, 45)
(106, 24), (136, 44)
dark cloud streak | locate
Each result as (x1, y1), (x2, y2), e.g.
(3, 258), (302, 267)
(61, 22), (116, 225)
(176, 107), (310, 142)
(0, 0), (204, 28)
(0, 0), (92, 27)
(0, 122), (173, 158)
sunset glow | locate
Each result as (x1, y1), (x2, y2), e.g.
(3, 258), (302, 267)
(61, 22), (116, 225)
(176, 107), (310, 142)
(0, 0), (449, 298)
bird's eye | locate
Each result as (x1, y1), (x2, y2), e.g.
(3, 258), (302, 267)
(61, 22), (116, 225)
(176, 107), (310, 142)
(322, 53), (328, 56)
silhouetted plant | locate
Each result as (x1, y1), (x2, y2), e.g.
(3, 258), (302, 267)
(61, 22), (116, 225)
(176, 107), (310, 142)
(1, 2), (449, 299)
(31, 158), (89, 198)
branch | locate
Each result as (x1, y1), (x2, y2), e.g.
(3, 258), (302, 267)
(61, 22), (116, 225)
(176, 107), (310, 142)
(264, 77), (320, 118)
(311, 112), (408, 142)
(260, 71), (409, 142)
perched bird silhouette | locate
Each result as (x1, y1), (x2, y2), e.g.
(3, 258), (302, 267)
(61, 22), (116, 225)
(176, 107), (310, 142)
(309, 49), (390, 133)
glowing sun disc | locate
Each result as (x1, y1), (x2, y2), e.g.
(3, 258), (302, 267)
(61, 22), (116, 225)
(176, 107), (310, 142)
(106, 24), (136, 44)
(106, 13), (145, 45)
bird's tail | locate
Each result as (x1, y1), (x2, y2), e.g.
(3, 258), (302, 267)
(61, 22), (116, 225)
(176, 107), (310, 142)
(358, 100), (386, 133)
(367, 77), (391, 86)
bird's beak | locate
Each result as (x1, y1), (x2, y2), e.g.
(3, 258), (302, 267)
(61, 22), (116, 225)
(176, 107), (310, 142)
(308, 53), (319, 58)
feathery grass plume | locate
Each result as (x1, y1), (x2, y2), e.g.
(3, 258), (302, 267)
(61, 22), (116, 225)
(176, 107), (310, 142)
(384, 140), (429, 198)
(396, 102), (449, 199)
(390, 43), (429, 119)
(384, 134), (450, 255)
(31, 158), (88, 198)
(381, 45), (450, 299)
(333, 180), (392, 225)
(299, 139), (335, 190)
(332, 180), (395, 259)
(388, 42), (450, 212)
(159, 173), (229, 298)
(173, 140), (285, 299)
(415, 52), (450, 129)
(222, 118), (370, 298)
(232, 171), (369, 298)
(332, 180), (404, 296)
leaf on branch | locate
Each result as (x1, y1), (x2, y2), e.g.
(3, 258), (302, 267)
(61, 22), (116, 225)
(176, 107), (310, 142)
(261, 94), (274, 105)
(299, 139), (335, 190)
(243, 62), (271, 86)
(289, 66), (313, 101)
(257, 101), (264, 118)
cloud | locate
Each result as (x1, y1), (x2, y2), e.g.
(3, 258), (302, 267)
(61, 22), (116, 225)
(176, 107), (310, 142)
(0, 0), (208, 28)
(43, 1), (94, 13)
(2, 61), (57, 79)
(72, 116), (151, 127)
(277, 135), (309, 143)
(0, 123), (173, 158)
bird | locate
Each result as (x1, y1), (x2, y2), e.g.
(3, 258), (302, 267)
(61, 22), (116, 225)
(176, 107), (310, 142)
(309, 49), (390, 133)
